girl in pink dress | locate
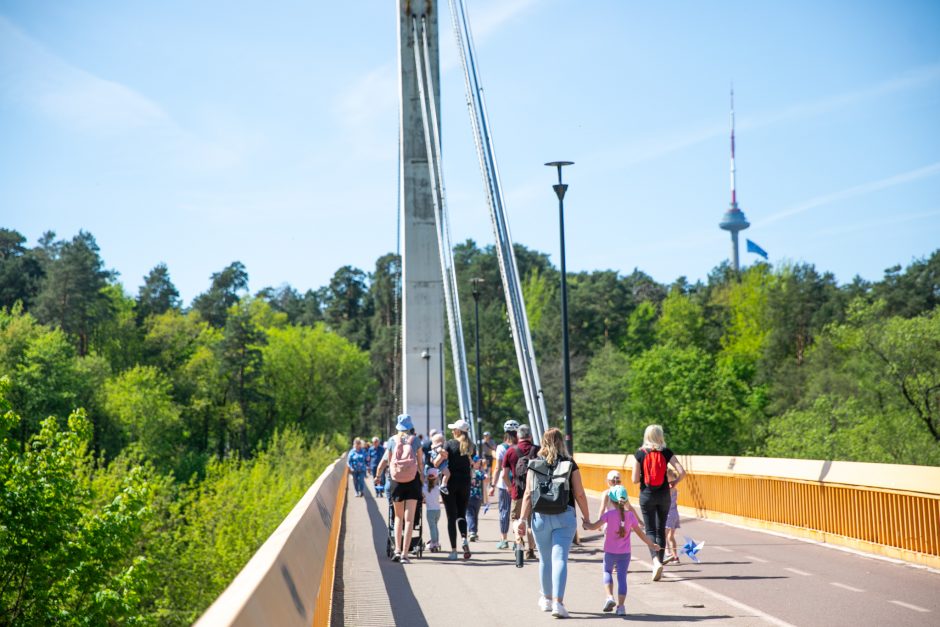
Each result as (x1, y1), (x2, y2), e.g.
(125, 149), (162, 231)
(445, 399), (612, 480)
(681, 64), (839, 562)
(584, 485), (659, 615)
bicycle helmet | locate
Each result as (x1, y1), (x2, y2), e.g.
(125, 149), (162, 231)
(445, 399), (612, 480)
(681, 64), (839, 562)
(503, 419), (520, 433)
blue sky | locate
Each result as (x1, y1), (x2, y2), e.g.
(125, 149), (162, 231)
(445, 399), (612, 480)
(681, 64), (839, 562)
(1, 0), (938, 305)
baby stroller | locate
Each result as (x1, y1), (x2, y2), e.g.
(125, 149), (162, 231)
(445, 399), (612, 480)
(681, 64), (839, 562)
(386, 493), (424, 559)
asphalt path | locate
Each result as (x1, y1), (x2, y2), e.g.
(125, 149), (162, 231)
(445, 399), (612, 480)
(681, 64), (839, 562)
(334, 480), (938, 626)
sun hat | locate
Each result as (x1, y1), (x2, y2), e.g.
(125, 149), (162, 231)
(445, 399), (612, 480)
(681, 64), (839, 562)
(447, 418), (471, 432)
(609, 485), (628, 503)
(607, 469), (622, 482)
(395, 414), (414, 432)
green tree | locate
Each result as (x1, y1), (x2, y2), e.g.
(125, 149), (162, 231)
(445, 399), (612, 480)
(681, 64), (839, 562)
(657, 287), (706, 349)
(872, 251), (940, 318)
(33, 231), (114, 356)
(0, 388), (157, 625)
(628, 343), (740, 454)
(0, 228), (44, 311)
(191, 261), (249, 328)
(624, 301), (657, 356)
(260, 323), (372, 438)
(216, 300), (267, 457)
(322, 265), (373, 349)
(573, 344), (631, 453)
(137, 262), (181, 323)
(103, 366), (184, 472)
(149, 429), (340, 624)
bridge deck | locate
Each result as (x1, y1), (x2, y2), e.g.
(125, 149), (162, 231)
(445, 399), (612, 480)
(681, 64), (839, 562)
(332, 480), (938, 626)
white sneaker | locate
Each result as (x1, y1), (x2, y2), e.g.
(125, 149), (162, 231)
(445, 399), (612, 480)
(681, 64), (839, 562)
(651, 556), (663, 581)
(538, 596), (552, 612)
(602, 597), (616, 612)
(551, 601), (569, 618)
(615, 605), (626, 616)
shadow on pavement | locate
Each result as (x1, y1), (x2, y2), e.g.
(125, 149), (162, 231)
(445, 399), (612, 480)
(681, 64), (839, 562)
(365, 495), (430, 627)
(619, 613), (735, 622)
(668, 575), (788, 581)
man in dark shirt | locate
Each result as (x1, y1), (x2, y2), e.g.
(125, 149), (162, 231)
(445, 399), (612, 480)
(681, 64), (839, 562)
(503, 424), (538, 559)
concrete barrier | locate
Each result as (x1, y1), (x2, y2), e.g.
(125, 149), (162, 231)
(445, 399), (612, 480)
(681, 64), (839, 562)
(195, 455), (348, 627)
(576, 453), (940, 569)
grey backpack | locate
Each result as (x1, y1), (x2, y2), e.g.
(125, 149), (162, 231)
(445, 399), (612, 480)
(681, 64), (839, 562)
(528, 459), (573, 515)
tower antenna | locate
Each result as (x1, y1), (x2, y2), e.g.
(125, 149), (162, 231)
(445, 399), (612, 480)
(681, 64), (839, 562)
(719, 83), (750, 274)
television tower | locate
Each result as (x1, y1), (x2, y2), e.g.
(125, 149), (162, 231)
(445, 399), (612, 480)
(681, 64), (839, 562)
(719, 86), (749, 274)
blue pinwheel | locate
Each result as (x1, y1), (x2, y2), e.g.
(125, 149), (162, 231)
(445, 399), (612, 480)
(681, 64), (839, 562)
(681, 537), (705, 563)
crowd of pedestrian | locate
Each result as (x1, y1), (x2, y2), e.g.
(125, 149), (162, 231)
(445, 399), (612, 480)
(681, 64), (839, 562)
(347, 417), (687, 618)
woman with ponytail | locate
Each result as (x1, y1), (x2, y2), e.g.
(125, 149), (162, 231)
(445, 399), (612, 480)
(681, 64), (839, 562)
(434, 418), (475, 560)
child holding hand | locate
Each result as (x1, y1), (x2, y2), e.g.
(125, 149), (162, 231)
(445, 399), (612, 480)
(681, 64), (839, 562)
(584, 485), (659, 615)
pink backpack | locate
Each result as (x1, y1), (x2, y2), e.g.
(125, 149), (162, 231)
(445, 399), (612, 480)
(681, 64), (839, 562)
(390, 435), (418, 482)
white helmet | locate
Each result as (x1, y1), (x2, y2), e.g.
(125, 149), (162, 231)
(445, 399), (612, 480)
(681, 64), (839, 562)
(503, 419), (520, 433)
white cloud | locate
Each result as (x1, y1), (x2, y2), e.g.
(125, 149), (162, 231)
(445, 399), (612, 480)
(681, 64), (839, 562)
(0, 16), (168, 133)
(603, 62), (940, 169)
(0, 16), (248, 171)
(757, 162), (940, 226)
(335, 0), (538, 155)
(809, 208), (940, 238)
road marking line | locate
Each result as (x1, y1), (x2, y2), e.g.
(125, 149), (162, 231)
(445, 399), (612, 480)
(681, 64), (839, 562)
(784, 567), (811, 576)
(686, 515), (940, 575)
(889, 600), (930, 613)
(745, 555), (769, 563)
(713, 546), (733, 553)
(830, 582), (864, 592)
(638, 560), (798, 627)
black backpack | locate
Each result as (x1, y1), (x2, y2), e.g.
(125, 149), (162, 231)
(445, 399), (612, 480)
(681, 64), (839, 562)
(528, 458), (574, 515)
(513, 443), (540, 495)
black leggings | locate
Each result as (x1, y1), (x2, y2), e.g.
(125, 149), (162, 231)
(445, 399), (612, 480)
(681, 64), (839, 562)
(442, 480), (470, 550)
(639, 488), (670, 562)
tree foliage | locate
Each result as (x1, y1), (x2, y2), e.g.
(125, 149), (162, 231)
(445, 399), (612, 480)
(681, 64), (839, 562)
(1, 227), (937, 623)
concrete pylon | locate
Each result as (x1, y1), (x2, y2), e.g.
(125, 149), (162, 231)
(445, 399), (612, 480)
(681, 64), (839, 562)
(398, 0), (444, 439)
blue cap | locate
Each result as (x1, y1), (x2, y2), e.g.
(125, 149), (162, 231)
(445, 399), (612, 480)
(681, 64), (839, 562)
(609, 485), (628, 503)
(472, 455), (481, 462)
(395, 414), (414, 432)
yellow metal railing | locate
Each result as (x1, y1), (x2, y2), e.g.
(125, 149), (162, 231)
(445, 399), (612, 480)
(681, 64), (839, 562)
(575, 453), (940, 568)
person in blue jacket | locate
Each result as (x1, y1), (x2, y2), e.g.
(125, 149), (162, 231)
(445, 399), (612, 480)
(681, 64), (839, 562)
(348, 438), (368, 497)
(367, 436), (386, 497)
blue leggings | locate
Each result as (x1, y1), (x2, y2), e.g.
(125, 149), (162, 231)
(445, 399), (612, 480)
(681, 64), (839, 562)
(531, 507), (577, 600)
(603, 552), (631, 596)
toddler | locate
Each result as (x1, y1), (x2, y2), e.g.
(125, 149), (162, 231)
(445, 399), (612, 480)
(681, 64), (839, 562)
(429, 432), (451, 495)
(423, 468), (443, 551)
(664, 467), (681, 563)
(596, 469), (642, 528)
(585, 485), (659, 615)
(466, 455), (490, 541)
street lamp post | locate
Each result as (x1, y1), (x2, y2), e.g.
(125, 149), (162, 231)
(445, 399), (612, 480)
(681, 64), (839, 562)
(470, 277), (485, 453)
(421, 348), (431, 435)
(545, 161), (574, 454)
(439, 342), (444, 434)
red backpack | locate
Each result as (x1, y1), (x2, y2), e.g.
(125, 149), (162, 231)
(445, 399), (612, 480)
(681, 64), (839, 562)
(390, 435), (418, 482)
(642, 448), (668, 490)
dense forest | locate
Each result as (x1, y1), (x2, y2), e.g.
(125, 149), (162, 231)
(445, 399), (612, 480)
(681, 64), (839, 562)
(1, 226), (938, 623)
